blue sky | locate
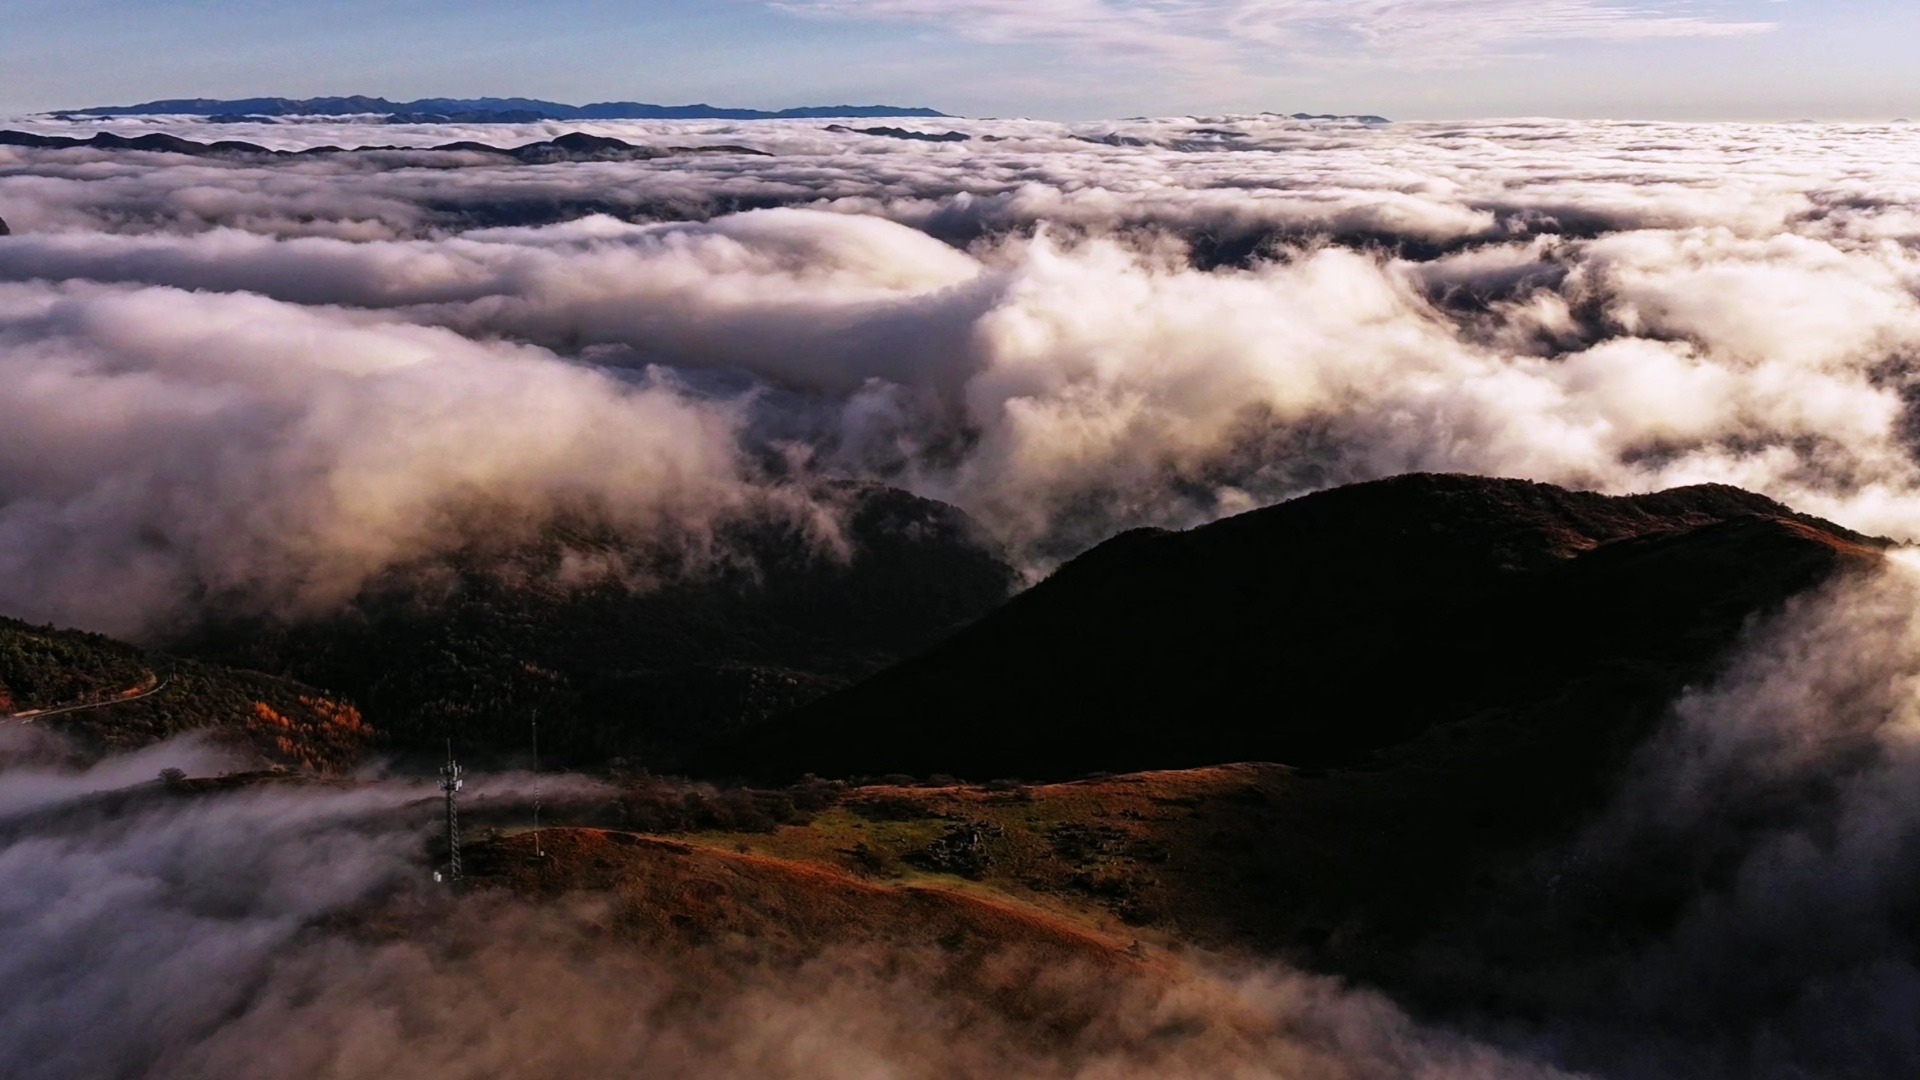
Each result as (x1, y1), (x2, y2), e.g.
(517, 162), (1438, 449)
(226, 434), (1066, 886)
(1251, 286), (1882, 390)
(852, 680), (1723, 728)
(6, 0), (1917, 120)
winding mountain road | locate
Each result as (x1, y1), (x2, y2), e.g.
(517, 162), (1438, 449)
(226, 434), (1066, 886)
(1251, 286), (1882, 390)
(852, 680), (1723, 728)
(4, 673), (171, 723)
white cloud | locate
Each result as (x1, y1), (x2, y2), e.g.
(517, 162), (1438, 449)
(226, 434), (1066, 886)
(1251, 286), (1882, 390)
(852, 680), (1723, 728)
(0, 279), (760, 636)
(7, 114), (1920, 627)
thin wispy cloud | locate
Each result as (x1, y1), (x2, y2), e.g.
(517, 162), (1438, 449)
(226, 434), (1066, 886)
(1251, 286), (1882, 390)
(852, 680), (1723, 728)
(781, 0), (1231, 65)
(777, 0), (1777, 66)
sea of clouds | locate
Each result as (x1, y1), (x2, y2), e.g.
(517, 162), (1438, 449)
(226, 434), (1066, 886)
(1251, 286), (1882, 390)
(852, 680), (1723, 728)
(10, 113), (1920, 1077)
(5, 114), (1920, 635)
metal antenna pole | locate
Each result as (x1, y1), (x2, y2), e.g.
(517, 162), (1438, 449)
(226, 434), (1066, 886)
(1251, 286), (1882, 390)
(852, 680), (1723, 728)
(440, 738), (464, 883)
(532, 709), (544, 859)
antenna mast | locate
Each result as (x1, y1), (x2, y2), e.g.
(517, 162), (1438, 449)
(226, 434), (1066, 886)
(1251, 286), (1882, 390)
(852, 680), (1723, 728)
(440, 738), (464, 883)
(532, 709), (544, 859)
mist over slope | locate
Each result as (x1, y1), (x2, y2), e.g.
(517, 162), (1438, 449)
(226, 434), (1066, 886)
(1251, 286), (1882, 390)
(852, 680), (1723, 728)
(181, 484), (1017, 766)
(12, 531), (1920, 1079)
(0, 729), (1574, 1080)
(688, 473), (1920, 1079)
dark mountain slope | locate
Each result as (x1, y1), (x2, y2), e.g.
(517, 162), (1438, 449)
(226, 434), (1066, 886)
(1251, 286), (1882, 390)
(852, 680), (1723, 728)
(180, 484), (1016, 766)
(707, 474), (1884, 785)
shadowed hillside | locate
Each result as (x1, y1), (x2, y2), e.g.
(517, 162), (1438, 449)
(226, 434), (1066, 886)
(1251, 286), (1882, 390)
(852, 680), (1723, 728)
(180, 484), (1017, 766)
(105, 471), (1913, 1078)
(678, 473), (1898, 1065)
(709, 473), (1884, 786)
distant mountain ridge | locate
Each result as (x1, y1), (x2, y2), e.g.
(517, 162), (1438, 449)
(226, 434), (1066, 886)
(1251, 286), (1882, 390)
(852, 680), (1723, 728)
(0, 129), (773, 162)
(1281, 112), (1391, 124)
(59, 96), (949, 122)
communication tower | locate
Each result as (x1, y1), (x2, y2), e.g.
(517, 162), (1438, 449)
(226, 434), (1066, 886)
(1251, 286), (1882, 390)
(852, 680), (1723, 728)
(440, 739), (464, 883)
(532, 710), (545, 859)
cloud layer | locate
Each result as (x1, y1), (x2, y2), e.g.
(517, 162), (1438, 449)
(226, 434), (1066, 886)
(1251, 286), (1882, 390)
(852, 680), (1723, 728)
(4, 115), (1920, 634)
